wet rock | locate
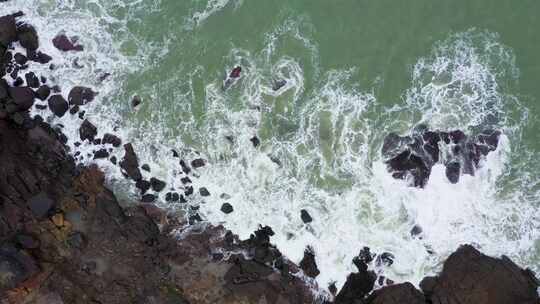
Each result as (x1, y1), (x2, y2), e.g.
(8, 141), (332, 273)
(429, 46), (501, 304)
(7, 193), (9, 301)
(93, 149), (109, 159)
(367, 282), (427, 304)
(150, 177), (166, 192)
(335, 267), (377, 304)
(13, 77), (23, 87)
(141, 164), (150, 172)
(79, 119), (97, 142)
(141, 194), (156, 203)
(35, 85), (50, 100)
(445, 161), (461, 184)
(184, 186), (194, 196)
(68, 86), (95, 105)
(410, 225), (423, 237)
(165, 192), (180, 202)
(250, 136), (260, 147)
(27, 191), (54, 218)
(220, 203), (233, 214)
(17, 24), (39, 51)
(131, 95), (142, 108)
(14, 53), (27, 65)
(421, 245), (540, 304)
(8, 86), (34, 110)
(110, 155), (117, 165)
(28, 50), (52, 64)
(353, 247), (374, 272)
(135, 179), (151, 194)
(300, 209), (312, 223)
(102, 133), (122, 147)
(180, 176), (192, 184)
(52, 34), (83, 52)
(299, 246), (320, 278)
(47, 94), (69, 117)
(188, 213), (202, 225)
(273, 79), (287, 91)
(171, 149), (179, 157)
(229, 66), (241, 78)
(69, 105), (79, 115)
(120, 143), (142, 181)
(25, 72), (39, 88)
(191, 158), (206, 168)
(376, 252), (395, 267)
(0, 15), (17, 46)
(180, 159), (191, 174)
(199, 187), (210, 197)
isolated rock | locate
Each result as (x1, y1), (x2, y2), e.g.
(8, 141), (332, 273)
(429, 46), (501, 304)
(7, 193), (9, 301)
(35, 85), (50, 100)
(25, 72), (39, 88)
(131, 95), (141, 108)
(300, 209), (312, 223)
(52, 34), (83, 52)
(150, 177), (166, 192)
(48, 94), (69, 117)
(335, 267), (377, 304)
(102, 133), (122, 147)
(191, 158), (206, 168)
(221, 203), (233, 214)
(199, 187), (210, 197)
(68, 86), (95, 105)
(79, 119), (97, 141)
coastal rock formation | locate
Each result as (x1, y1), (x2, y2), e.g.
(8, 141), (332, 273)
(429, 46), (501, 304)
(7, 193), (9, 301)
(382, 126), (501, 187)
(1, 10), (539, 304)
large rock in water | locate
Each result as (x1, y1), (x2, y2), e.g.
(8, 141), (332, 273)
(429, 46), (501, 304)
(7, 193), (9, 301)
(120, 143), (142, 181)
(48, 94), (69, 117)
(382, 127), (501, 187)
(8, 86), (34, 110)
(52, 34), (83, 52)
(16, 24), (39, 51)
(68, 86), (95, 105)
(420, 245), (540, 304)
(366, 283), (426, 304)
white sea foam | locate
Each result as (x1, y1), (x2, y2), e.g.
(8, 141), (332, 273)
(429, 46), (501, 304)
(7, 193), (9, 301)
(3, 1), (539, 295)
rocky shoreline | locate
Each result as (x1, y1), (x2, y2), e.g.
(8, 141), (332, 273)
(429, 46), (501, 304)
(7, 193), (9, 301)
(1, 9), (540, 304)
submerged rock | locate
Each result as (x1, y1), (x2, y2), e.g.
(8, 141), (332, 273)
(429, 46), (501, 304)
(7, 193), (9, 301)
(68, 86), (95, 105)
(52, 34), (83, 52)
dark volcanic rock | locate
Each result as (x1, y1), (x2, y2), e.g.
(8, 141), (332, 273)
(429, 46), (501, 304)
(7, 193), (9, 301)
(420, 245), (540, 304)
(14, 52), (27, 65)
(8, 86), (34, 110)
(191, 158), (206, 168)
(141, 164), (151, 172)
(102, 133), (122, 147)
(199, 187), (210, 197)
(16, 24), (39, 51)
(120, 143), (142, 181)
(300, 209), (312, 223)
(220, 203), (233, 214)
(335, 267), (377, 304)
(135, 179), (151, 194)
(68, 86), (95, 105)
(35, 85), (50, 100)
(366, 282), (427, 304)
(165, 192), (180, 202)
(48, 94), (69, 117)
(52, 34), (83, 52)
(93, 149), (109, 159)
(250, 136), (260, 147)
(150, 177), (166, 192)
(0, 15), (17, 47)
(299, 246), (320, 278)
(131, 95), (141, 108)
(79, 119), (97, 141)
(383, 127), (502, 187)
(25, 72), (39, 88)
(141, 194), (156, 203)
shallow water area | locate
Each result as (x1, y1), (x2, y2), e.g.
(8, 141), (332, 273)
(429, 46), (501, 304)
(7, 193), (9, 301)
(3, 0), (540, 291)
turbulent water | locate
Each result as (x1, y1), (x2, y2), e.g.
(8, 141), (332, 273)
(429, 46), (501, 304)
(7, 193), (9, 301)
(3, 0), (540, 291)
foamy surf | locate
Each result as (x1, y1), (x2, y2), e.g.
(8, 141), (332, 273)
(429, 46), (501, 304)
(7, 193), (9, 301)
(3, 0), (539, 294)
